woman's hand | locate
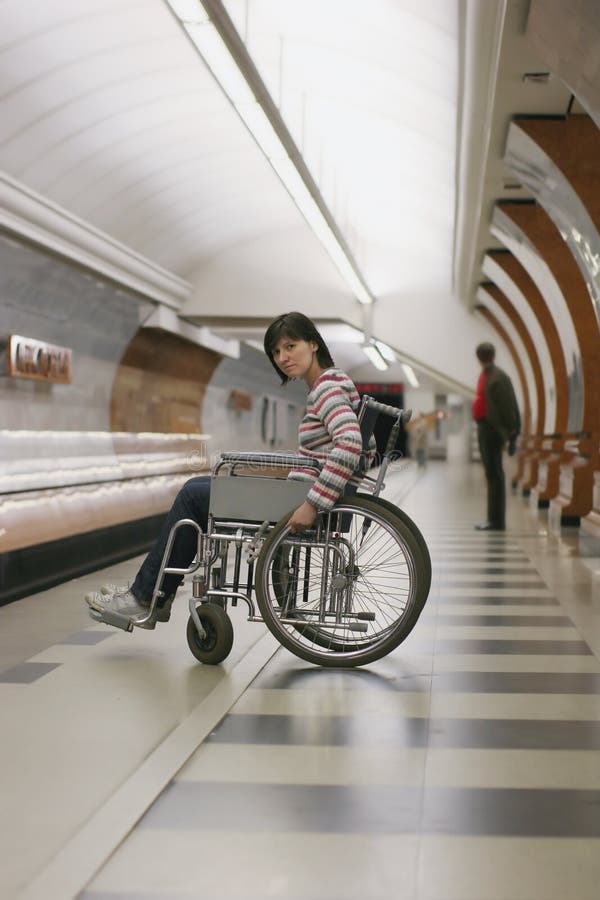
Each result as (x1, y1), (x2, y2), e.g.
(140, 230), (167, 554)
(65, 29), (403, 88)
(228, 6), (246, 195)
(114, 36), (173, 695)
(287, 500), (318, 534)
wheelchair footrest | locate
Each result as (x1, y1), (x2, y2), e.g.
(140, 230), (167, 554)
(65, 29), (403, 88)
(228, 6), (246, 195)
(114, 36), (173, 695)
(280, 617), (369, 633)
(89, 608), (134, 632)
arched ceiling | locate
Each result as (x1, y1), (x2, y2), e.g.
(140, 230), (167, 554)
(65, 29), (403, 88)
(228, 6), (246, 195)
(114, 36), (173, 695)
(220, 0), (458, 297)
(0, 0), (457, 296)
(0, 0), (595, 397)
(0, 0), (304, 273)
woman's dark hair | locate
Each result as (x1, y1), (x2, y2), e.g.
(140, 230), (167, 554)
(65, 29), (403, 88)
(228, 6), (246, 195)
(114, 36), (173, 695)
(263, 312), (335, 384)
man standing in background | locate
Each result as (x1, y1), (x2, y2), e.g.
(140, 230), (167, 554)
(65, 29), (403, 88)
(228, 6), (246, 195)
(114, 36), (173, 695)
(472, 342), (520, 531)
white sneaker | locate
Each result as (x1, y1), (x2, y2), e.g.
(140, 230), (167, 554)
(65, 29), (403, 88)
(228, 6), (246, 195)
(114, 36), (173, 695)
(85, 584), (173, 623)
(84, 583), (128, 608)
(85, 589), (154, 629)
(100, 582), (127, 596)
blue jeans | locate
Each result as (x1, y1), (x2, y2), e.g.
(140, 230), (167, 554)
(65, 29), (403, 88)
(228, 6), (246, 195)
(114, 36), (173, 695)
(131, 476), (211, 603)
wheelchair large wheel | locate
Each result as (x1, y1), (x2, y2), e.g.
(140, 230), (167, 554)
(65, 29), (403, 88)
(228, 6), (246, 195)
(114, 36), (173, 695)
(186, 603), (234, 665)
(271, 499), (431, 654)
(256, 495), (428, 667)
(364, 496), (432, 599)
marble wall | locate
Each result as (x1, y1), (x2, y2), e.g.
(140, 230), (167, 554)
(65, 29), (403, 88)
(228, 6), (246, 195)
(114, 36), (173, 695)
(0, 230), (153, 431)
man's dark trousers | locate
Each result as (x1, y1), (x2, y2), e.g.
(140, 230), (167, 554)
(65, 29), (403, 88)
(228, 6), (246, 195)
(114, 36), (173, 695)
(477, 420), (505, 528)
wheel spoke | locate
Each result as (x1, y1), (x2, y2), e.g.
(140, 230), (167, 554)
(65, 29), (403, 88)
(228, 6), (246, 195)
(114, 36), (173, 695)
(255, 497), (428, 666)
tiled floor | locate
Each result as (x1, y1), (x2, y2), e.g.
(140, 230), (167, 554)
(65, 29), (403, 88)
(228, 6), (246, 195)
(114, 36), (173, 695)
(4, 459), (600, 899)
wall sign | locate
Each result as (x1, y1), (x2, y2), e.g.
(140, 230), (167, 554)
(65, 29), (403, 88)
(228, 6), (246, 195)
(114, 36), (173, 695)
(2, 334), (72, 384)
(228, 388), (253, 411)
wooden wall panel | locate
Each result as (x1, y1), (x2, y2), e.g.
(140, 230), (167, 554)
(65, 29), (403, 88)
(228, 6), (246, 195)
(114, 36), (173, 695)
(498, 201), (600, 433)
(482, 280), (545, 436)
(111, 328), (222, 433)
(516, 116), (600, 230)
(486, 246), (569, 434)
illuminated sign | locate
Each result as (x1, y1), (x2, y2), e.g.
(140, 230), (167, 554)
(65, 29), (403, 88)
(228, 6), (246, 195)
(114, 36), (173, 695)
(2, 334), (72, 384)
(354, 383), (404, 393)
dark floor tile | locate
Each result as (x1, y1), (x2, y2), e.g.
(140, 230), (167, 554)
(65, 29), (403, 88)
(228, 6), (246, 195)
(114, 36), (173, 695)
(207, 713), (600, 750)
(431, 560), (529, 568)
(140, 781), (422, 833)
(428, 542), (518, 549)
(431, 553), (528, 559)
(59, 631), (114, 645)
(431, 671), (600, 694)
(139, 781), (600, 837)
(438, 567), (538, 575)
(428, 717), (600, 749)
(207, 714), (429, 746)
(246, 667), (600, 697)
(433, 615), (572, 627)
(0, 662), (61, 683)
(253, 667), (430, 692)
(436, 596), (559, 605)
(432, 639), (591, 655)
(439, 580), (548, 589)
(422, 787), (600, 836)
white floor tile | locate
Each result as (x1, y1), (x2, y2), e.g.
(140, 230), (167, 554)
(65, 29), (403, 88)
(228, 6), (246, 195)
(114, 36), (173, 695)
(417, 836), (600, 900)
(6, 460), (600, 900)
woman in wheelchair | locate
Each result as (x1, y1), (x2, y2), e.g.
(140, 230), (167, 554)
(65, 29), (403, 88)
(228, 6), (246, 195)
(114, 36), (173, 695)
(85, 312), (372, 630)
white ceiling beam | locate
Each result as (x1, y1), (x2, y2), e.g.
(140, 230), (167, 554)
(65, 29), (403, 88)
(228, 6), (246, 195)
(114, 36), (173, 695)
(168, 0), (374, 306)
(453, 0), (508, 305)
(142, 304), (240, 357)
(0, 172), (192, 309)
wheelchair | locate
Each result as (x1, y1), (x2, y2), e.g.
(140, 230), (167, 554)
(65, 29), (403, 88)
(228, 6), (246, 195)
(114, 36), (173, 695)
(96, 396), (432, 668)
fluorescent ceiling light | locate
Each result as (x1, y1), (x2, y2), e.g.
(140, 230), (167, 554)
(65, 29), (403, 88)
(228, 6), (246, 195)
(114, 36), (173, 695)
(362, 344), (388, 372)
(401, 363), (420, 388)
(170, 1), (373, 306)
(267, 157), (373, 305)
(375, 341), (396, 362)
(319, 323), (364, 344)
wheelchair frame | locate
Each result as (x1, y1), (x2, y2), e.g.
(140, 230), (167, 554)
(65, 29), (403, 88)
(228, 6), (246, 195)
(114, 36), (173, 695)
(94, 396), (432, 668)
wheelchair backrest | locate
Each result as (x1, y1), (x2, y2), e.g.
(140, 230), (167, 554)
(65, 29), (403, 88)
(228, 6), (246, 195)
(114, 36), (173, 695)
(355, 395), (379, 475)
(340, 394), (378, 500)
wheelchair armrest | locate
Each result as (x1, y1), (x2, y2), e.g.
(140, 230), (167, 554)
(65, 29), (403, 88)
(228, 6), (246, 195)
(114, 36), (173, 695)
(216, 451), (322, 472)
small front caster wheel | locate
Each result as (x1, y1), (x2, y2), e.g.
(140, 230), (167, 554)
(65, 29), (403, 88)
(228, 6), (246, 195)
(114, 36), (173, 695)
(186, 603), (234, 665)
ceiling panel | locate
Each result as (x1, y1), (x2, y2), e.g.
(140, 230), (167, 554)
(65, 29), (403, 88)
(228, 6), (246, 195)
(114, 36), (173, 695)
(223, 0), (458, 296)
(0, 0), (305, 274)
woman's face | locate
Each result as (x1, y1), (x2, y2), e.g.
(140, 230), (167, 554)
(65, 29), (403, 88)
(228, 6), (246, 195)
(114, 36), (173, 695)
(271, 334), (321, 385)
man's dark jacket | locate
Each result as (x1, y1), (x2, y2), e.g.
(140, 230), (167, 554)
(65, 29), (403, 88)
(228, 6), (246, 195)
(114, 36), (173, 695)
(483, 365), (521, 442)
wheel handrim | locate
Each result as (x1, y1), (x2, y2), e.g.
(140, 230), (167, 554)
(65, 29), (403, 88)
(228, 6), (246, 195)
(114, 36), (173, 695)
(258, 501), (419, 662)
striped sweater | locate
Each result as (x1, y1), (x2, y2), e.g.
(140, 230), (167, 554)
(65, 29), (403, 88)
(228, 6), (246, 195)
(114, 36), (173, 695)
(289, 368), (371, 510)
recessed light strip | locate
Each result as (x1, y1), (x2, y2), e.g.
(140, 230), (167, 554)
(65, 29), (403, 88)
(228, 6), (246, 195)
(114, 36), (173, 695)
(375, 340), (396, 363)
(166, 0), (374, 306)
(362, 344), (389, 371)
(401, 363), (420, 388)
